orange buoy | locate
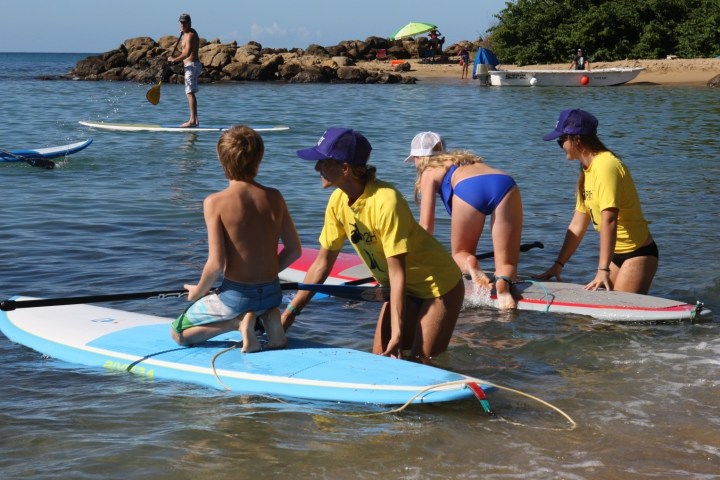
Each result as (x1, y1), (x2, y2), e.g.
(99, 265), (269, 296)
(580, 75), (589, 85)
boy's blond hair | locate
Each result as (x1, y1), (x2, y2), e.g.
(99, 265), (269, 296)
(216, 125), (265, 181)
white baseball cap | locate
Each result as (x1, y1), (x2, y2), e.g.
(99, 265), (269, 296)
(404, 131), (446, 162)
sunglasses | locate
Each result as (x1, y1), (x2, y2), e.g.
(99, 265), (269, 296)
(556, 135), (569, 148)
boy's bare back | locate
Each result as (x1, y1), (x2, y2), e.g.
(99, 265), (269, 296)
(205, 180), (293, 284)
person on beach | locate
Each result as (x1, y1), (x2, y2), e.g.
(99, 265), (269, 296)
(427, 29), (444, 61)
(536, 109), (658, 294)
(406, 132), (523, 309)
(171, 126), (302, 352)
(168, 13), (202, 128)
(570, 48), (589, 70)
(459, 46), (470, 79)
(280, 127), (464, 363)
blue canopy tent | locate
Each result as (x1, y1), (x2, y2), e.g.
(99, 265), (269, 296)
(472, 48), (500, 79)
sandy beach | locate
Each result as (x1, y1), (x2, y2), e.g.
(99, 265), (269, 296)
(361, 57), (720, 85)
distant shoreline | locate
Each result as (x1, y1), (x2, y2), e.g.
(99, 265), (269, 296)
(359, 58), (720, 86)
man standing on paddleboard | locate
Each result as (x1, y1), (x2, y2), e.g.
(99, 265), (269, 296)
(168, 13), (201, 128)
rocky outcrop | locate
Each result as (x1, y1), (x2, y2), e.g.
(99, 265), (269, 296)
(67, 36), (481, 85)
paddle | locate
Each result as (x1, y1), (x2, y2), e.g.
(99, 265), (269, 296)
(0, 148), (55, 169)
(477, 241), (544, 260)
(2, 243), (545, 310)
(0, 282), (389, 311)
(343, 241), (545, 286)
(146, 34), (182, 105)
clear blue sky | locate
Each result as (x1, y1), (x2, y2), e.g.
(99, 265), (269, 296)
(2, 0), (510, 53)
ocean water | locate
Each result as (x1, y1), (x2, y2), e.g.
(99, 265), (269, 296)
(1, 53), (719, 479)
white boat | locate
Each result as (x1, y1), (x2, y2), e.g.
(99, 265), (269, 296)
(484, 67), (643, 87)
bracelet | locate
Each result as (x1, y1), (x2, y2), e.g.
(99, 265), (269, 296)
(286, 304), (300, 315)
(554, 260), (565, 267)
(598, 267), (610, 272)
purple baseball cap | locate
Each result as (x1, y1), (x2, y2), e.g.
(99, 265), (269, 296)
(542, 109), (599, 141)
(296, 128), (372, 165)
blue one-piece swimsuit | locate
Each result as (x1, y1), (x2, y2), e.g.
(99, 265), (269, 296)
(440, 164), (517, 216)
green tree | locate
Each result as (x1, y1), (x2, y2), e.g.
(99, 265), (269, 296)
(487, 0), (720, 64)
(675, 0), (720, 57)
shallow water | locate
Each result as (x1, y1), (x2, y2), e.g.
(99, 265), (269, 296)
(1, 53), (719, 479)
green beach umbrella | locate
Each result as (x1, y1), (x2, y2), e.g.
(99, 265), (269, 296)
(389, 22), (437, 40)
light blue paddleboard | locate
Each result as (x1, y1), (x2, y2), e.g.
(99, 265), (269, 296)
(1, 139), (92, 162)
(0, 298), (489, 405)
(79, 121), (289, 133)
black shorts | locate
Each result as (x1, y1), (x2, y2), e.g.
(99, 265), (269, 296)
(612, 241), (659, 268)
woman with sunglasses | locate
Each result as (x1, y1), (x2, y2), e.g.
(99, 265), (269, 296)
(537, 109), (658, 294)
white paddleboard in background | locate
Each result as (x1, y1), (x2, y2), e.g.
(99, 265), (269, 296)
(280, 247), (712, 323)
(0, 299), (490, 405)
(79, 120), (290, 133)
(464, 280), (710, 322)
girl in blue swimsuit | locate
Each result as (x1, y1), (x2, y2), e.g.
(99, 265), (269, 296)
(407, 132), (524, 309)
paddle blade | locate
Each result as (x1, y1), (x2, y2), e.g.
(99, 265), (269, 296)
(146, 82), (162, 105)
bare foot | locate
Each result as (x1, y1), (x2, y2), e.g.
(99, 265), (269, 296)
(497, 290), (517, 310)
(494, 276), (517, 310)
(239, 312), (262, 353)
(467, 264), (492, 289)
(259, 309), (287, 350)
(241, 331), (262, 353)
(180, 121), (198, 128)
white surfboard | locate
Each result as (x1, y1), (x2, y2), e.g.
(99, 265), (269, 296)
(280, 247), (711, 323)
(79, 120), (289, 133)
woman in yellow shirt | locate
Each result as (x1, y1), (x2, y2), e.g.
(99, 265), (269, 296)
(280, 127), (464, 362)
(537, 109), (658, 294)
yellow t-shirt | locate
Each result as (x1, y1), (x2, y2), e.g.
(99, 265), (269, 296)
(575, 151), (650, 253)
(320, 179), (461, 298)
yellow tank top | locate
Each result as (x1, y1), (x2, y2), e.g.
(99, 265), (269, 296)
(575, 151), (650, 253)
(320, 179), (460, 298)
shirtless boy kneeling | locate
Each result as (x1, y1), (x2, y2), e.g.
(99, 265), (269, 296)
(170, 125), (301, 352)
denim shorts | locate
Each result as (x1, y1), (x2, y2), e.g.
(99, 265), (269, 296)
(171, 278), (282, 333)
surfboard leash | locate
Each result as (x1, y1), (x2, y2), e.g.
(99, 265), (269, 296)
(210, 343), (240, 391)
(513, 278), (553, 312)
(465, 377), (577, 430)
(337, 377), (577, 430)
(207, 343), (576, 429)
(689, 301), (706, 323)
